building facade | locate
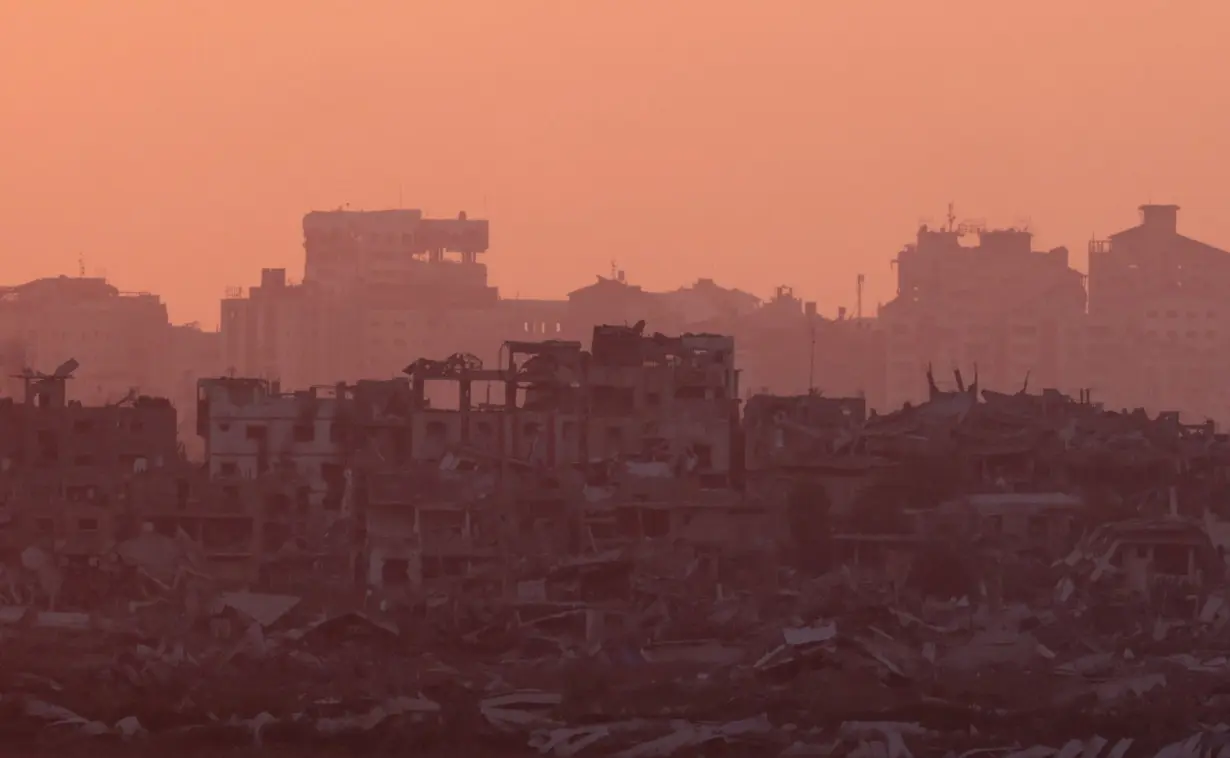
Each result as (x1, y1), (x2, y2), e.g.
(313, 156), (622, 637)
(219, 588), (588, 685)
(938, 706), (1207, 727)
(1084, 204), (1230, 421)
(0, 371), (180, 560)
(879, 220), (1086, 408)
(0, 277), (172, 406)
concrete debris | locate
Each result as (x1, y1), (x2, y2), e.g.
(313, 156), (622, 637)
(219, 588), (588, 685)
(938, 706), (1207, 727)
(0, 536), (1226, 756)
(4, 361), (1230, 753)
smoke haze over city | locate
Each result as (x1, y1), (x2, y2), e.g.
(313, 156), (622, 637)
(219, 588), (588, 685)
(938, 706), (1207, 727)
(7, 3), (1230, 755)
(3, 0), (1230, 325)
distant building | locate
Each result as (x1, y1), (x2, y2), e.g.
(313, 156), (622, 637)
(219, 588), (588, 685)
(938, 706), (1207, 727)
(565, 272), (666, 337)
(166, 324), (223, 458)
(0, 276), (171, 405)
(1089, 204), (1230, 323)
(302, 208), (494, 306)
(879, 218), (1086, 407)
(220, 268), (324, 389)
(660, 278), (761, 325)
(1086, 204), (1230, 421)
(224, 210), (505, 388)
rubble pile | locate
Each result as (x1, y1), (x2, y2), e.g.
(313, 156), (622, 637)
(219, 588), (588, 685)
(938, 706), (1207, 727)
(3, 546), (1230, 758)
(10, 353), (1230, 754)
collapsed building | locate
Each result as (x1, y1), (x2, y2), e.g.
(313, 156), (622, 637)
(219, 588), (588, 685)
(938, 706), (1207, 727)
(5, 338), (1230, 754)
(743, 363), (1230, 591)
(184, 323), (743, 592)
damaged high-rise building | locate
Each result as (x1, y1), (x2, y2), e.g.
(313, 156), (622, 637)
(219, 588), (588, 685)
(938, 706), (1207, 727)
(191, 323), (743, 587)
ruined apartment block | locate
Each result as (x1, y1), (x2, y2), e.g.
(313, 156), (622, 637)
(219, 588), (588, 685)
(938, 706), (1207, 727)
(196, 378), (347, 510)
(0, 361), (179, 562)
(193, 323), (742, 590)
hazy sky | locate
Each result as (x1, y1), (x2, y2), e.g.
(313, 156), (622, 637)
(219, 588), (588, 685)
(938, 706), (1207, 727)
(3, 1), (1228, 327)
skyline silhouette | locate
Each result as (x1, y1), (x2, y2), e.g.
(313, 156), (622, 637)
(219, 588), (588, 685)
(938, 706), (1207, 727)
(4, 1), (1229, 325)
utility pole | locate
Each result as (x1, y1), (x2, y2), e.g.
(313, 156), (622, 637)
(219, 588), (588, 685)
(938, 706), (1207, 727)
(856, 273), (865, 321)
(807, 311), (816, 393)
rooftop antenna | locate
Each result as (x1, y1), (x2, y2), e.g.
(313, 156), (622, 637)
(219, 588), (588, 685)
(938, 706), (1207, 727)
(946, 202), (957, 233)
(610, 260), (618, 280)
(78, 254), (85, 278)
(856, 273), (865, 320)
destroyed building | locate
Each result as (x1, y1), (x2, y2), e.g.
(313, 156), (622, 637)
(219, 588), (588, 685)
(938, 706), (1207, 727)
(0, 359), (179, 563)
(6, 340), (1230, 755)
(192, 323), (744, 590)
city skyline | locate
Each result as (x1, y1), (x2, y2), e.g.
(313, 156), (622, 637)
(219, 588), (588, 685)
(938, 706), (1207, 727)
(11, 200), (1229, 332)
(5, 1), (1230, 325)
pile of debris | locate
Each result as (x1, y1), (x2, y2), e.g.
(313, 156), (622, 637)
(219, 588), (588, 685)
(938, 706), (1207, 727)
(3, 534), (1230, 757)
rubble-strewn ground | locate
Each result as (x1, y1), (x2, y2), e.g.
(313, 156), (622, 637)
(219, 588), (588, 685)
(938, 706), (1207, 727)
(6, 554), (1230, 758)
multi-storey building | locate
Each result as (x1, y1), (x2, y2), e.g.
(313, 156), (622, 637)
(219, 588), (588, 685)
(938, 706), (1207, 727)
(302, 208), (493, 302)
(220, 268), (323, 389)
(225, 210), (529, 388)
(0, 276), (172, 406)
(879, 217), (1086, 408)
(196, 377), (346, 512)
(165, 323), (223, 457)
(1088, 204), (1230, 322)
(194, 325), (741, 587)
(0, 367), (180, 559)
(1084, 204), (1230, 421)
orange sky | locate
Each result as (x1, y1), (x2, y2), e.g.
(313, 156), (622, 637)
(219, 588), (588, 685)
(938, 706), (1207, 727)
(2, 1), (1228, 327)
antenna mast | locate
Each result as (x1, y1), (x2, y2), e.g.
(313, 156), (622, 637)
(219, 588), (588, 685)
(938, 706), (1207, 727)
(807, 313), (816, 393)
(946, 202), (957, 233)
(856, 273), (865, 320)
(78, 254), (85, 278)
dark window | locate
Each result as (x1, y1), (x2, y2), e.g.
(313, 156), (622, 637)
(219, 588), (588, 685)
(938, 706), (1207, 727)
(73, 419), (94, 433)
(293, 424), (315, 443)
(219, 462), (238, 476)
(66, 485), (94, 502)
(1154, 543), (1190, 576)
(985, 515), (1003, 535)
(693, 444), (713, 469)
(642, 508), (670, 538)
(36, 430), (59, 465)
(78, 518), (99, 532)
(1027, 515), (1049, 541)
(246, 425), (267, 441)
(381, 559), (411, 586)
(264, 492), (292, 516)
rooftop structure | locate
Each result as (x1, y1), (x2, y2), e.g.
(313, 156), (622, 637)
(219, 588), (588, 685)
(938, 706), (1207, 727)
(1089, 203), (1230, 320)
(302, 209), (495, 307)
